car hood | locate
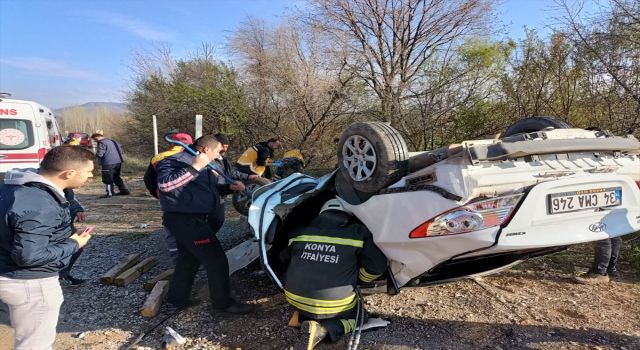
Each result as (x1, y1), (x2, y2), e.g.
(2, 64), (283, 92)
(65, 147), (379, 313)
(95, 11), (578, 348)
(248, 171), (336, 290)
(249, 171), (335, 241)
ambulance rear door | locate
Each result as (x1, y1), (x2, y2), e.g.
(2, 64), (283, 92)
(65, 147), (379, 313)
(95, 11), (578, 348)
(0, 99), (44, 172)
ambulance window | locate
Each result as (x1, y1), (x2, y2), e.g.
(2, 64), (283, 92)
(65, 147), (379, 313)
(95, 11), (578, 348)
(0, 119), (34, 150)
(45, 119), (57, 142)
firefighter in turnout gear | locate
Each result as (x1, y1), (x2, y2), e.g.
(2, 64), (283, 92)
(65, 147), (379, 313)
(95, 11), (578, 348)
(283, 198), (387, 348)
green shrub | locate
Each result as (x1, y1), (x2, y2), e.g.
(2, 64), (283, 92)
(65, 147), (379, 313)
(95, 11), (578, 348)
(622, 231), (640, 270)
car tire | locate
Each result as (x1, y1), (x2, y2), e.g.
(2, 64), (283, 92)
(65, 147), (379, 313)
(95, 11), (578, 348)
(334, 170), (376, 205)
(337, 122), (409, 194)
(503, 116), (572, 137)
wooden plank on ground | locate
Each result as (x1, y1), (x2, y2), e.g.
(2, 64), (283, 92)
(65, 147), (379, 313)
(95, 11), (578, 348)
(100, 254), (141, 285)
(143, 269), (174, 292)
(140, 280), (170, 317)
(114, 256), (158, 287)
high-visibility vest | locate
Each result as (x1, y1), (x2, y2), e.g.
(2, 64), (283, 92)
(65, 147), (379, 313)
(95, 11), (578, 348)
(237, 145), (270, 175)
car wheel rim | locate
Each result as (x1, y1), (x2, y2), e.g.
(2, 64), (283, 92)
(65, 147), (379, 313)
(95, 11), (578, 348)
(342, 135), (376, 182)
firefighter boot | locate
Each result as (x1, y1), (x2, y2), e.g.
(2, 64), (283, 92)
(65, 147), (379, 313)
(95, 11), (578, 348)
(300, 320), (328, 350)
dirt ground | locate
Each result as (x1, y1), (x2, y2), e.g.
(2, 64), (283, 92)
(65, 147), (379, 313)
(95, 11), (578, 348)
(1, 177), (639, 350)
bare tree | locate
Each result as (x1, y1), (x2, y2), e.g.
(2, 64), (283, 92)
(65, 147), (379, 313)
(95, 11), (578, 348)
(305, 0), (495, 125)
(230, 18), (360, 165)
(128, 44), (176, 83)
(58, 106), (125, 137)
(404, 38), (512, 149)
(126, 45), (251, 155)
(229, 18), (284, 139)
(557, 0), (640, 134)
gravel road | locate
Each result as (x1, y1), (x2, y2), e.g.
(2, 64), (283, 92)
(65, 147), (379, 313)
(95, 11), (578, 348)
(0, 178), (638, 350)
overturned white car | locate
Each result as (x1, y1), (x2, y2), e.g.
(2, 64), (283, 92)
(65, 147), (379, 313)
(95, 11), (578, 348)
(248, 118), (640, 293)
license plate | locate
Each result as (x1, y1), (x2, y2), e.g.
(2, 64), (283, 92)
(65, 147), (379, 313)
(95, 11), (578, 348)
(548, 187), (622, 214)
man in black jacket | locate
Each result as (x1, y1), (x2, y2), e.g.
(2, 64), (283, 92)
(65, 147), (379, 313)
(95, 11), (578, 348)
(283, 198), (387, 348)
(156, 135), (254, 315)
(0, 145), (94, 349)
(209, 133), (258, 232)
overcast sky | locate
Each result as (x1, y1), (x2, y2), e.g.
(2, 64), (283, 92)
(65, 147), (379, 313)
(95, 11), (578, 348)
(0, 0), (596, 109)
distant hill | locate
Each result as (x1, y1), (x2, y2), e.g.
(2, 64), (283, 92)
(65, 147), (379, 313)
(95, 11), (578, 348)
(55, 102), (128, 116)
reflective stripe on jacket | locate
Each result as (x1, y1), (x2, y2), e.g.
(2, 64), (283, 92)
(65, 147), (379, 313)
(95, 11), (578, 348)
(144, 146), (185, 198)
(283, 211), (387, 319)
(156, 152), (227, 214)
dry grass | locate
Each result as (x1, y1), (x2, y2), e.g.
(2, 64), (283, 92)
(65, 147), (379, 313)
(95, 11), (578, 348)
(121, 153), (150, 176)
(516, 231), (640, 282)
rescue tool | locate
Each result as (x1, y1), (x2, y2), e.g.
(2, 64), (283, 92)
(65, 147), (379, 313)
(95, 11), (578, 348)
(163, 131), (252, 197)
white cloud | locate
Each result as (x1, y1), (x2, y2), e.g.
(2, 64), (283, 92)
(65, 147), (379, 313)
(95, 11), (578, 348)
(0, 57), (101, 80)
(93, 12), (175, 42)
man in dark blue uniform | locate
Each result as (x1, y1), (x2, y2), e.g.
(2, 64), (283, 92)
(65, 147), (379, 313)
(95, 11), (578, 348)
(156, 135), (254, 315)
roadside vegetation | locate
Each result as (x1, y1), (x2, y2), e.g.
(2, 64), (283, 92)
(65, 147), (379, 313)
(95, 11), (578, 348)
(623, 232), (640, 271)
(55, 1), (638, 168)
(57, 0), (640, 269)
(517, 231), (640, 279)
(120, 0), (638, 166)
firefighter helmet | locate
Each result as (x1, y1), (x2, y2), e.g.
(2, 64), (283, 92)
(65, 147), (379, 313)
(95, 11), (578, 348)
(319, 198), (348, 214)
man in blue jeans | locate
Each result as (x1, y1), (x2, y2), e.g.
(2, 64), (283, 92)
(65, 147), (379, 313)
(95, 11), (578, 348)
(574, 237), (622, 284)
(58, 188), (88, 286)
(0, 145), (94, 349)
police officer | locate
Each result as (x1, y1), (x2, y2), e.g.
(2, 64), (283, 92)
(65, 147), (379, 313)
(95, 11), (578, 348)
(282, 198), (387, 348)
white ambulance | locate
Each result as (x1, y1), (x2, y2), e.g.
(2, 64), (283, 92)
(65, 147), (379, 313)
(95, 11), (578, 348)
(0, 96), (63, 173)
